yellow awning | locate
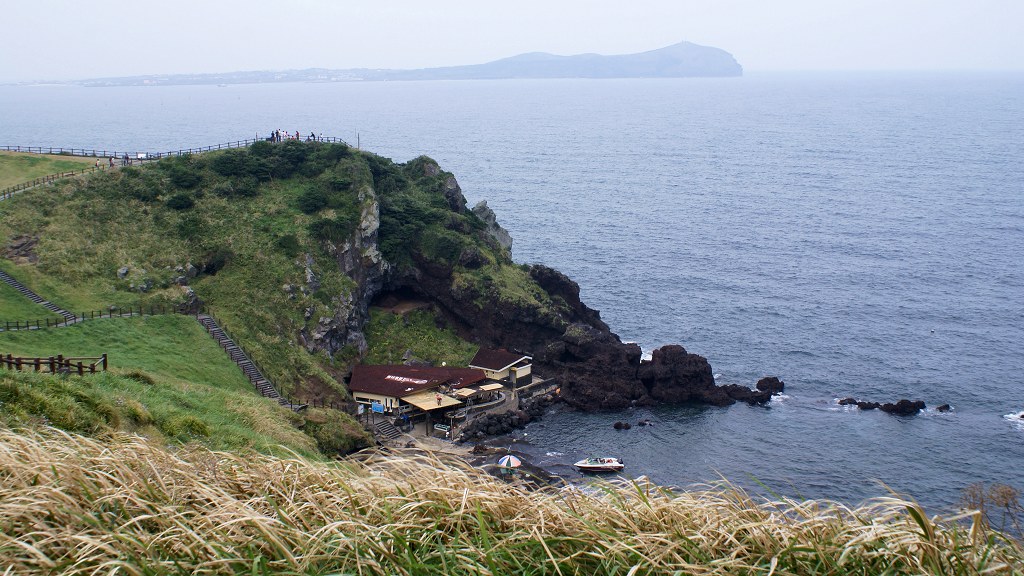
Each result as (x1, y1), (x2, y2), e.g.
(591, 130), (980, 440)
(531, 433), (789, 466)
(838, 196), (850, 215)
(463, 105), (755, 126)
(402, 390), (462, 410)
(479, 383), (504, 391)
(454, 388), (478, 398)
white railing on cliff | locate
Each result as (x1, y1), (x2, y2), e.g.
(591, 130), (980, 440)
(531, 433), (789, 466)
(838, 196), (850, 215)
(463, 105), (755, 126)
(1, 136), (350, 162)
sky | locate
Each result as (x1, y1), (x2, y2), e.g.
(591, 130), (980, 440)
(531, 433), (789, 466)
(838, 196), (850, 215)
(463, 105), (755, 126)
(3, 0), (1022, 82)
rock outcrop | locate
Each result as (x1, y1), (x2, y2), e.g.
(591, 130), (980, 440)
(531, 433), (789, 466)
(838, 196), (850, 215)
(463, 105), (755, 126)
(839, 397), (927, 416)
(472, 200), (513, 254)
(299, 184), (388, 357)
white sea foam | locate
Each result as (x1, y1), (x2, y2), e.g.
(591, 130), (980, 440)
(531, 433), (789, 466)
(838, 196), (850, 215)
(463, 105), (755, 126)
(1003, 411), (1024, 427)
(545, 451), (564, 457)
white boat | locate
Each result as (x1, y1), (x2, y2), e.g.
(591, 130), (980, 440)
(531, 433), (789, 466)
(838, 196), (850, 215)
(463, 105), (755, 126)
(573, 457), (624, 473)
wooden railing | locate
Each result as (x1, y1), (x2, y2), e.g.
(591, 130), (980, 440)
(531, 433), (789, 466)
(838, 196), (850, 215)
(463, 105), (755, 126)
(0, 304), (190, 332)
(0, 353), (107, 374)
(0, 136), (349, 162)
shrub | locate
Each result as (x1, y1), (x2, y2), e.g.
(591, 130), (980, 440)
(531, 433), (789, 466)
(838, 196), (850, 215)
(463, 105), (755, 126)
(275, 234), (301, 258)
(296, 186), (328, 214)
(420, 228), (466, 263)
(302, 408), (372, 455)
(169, 166), (202, 189)
(250, 140), (274, 157)
(210, 149), (252, 177)
(211, 177), (259, 199)
(166, 193), (195, 211)
(309, 216), (357, 244)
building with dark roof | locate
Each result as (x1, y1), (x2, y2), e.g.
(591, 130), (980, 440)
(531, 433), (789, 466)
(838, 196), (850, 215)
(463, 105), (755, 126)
(468, 349), (532, 385)
(348, 365), (486, 414)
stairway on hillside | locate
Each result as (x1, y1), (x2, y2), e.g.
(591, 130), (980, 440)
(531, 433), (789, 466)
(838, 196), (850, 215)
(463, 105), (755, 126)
(0, 270), (77, 324)
(196, 314), (306, 411)
(375, 420), (402, 441)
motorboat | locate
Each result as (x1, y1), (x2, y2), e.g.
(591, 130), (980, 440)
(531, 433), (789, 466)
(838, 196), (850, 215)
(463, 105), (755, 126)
(573, 457), (624, 473)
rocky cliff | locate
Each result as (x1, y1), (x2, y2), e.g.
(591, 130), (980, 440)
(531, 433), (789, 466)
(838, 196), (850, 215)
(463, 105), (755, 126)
(312, 155), (775, 410)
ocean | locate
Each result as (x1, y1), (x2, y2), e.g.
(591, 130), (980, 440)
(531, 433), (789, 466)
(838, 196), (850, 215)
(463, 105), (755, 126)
(2, 72), (1022, 512)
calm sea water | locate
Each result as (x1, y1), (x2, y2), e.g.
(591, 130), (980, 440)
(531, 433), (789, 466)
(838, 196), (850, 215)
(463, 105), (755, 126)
(2, 72), (1022, 511)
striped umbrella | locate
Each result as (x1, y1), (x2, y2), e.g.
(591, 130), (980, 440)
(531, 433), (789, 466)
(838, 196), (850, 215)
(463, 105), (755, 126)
(497, 454), (522, 468)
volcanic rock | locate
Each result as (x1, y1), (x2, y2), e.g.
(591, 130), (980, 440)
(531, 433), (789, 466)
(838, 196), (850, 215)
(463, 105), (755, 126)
(638, 345), (726, 405)
(880, 399), (926, 416)
(756, 377), (785, 395)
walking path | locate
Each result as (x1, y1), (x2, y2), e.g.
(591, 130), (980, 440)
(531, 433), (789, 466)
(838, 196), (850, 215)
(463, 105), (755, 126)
(0, 270), (77, 324)
(196, 313), (305, 410)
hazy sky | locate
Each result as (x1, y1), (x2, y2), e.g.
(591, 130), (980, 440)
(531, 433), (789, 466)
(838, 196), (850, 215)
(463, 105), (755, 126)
(3, 0), (1022, 82)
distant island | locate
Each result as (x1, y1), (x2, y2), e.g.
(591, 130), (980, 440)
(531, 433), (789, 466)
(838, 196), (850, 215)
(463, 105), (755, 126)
(63, 41), (741, 87)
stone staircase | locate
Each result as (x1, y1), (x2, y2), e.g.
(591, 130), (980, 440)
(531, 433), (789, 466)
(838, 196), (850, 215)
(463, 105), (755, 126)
(0, 270), (77, 324)
(196, 314), (306, 411)
(375, 420), (402, 441)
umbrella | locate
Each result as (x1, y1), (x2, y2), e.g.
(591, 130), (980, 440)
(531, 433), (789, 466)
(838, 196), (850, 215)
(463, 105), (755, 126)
(497, 454), (522, 468)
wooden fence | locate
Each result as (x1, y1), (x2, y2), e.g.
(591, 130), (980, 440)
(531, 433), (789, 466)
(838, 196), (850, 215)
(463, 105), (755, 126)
(0, 304), (192, 332)
(0, 353), (107, 375)
(1, 136), (350, 163)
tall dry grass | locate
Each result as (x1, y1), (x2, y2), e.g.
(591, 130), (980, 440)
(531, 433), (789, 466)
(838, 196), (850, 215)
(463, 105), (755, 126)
(1, 427), (1021, 575)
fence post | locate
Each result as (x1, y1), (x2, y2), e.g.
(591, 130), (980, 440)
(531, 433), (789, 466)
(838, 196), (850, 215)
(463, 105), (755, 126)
(102, 354), (108, 371)
(49, 356), (55, 373)
(78, 362), (84, 376)
(34, 358), (40, 372)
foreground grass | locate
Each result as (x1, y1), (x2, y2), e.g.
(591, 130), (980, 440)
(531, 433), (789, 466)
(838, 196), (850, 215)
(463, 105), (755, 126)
(1, 429), (1020, 575)
(0, 150), (97, 189)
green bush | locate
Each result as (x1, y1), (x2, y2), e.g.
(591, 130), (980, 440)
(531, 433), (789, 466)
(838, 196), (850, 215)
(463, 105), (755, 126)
(309, 216), (357, 244)
(420, 228), (466, 263)
(210, 149), (252, 177)
(250, 140), (274, 157)
(211, 177), (259, 199)
(166, 193), (195, 211)
(275, 234), (301, 258)
(296, 186), (328, 214)
(302, 408), (372, 455)
(169, 166), (202, 189)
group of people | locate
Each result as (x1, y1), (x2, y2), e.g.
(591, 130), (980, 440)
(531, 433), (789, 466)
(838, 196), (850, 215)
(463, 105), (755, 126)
(92, 154), (138, 169)
(265, 130), (325, 143)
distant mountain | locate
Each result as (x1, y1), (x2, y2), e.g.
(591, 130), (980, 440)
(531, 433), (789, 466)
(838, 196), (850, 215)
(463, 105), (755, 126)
(69, 42), (741, 87)
(383, 42), (742, 80)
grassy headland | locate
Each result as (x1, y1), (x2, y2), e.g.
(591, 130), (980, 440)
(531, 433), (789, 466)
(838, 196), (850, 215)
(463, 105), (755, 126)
(2, 142), (1021, 573)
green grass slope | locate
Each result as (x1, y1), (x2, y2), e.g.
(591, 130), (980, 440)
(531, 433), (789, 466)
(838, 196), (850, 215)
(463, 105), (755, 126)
(0, 150), (98, 189)
(0, 315), (370, 457)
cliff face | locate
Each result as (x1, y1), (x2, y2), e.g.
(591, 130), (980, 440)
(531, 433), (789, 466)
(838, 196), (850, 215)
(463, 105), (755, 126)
(314, 157), (770, 410)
